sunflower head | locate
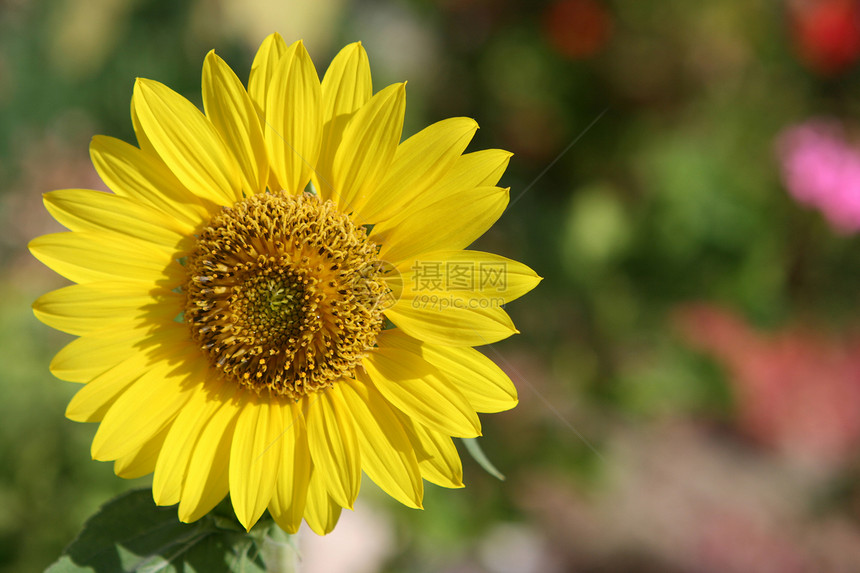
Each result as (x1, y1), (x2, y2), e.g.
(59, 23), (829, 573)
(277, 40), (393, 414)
(30, 33), (540, 535)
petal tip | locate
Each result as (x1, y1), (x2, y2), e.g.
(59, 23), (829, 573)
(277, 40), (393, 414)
(26, 237), (41, 255)
(90, 441), (110, 462)
(132, 77), (150, 98)
(89, 134), (111, 152)
(462, 117), (479, 132)
(65, 402), (85, 422)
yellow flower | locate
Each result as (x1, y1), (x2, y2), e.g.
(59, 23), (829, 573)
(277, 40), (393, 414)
(29, 34), (540, 534)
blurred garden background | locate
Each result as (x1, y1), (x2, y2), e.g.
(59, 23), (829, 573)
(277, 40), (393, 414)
(5, 0), (860, 571)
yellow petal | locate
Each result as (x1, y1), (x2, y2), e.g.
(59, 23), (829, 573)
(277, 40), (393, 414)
(314, 42), (372, 201)
(363, 347), (481, 438)
(130, 96), (155, 154)
(177, 391), (242, 523)
(268, 402), (311, 534)
(229, 397), (285, 530)
(29, 231), (183, 286)
(91, 349), (201, 460)
(428, 148), (512, 201)
(398, 250), (541, 305)
(264, 40), (322, 194)
(153, 378), (235, 506)
(33, 281), (182, 336)
(114, 424), (169, 479)
(89, 135), (212, 228)
(397, 414), (464, 488)
(373, 186), (509, 265)
(380, 330), (517, 413)
(248, 33), (288, 192)
(51, 321), (187, 383)
(303, 467), (342, 535)
(133, 78), (241, 205)
(342, 375), (423, 509)
(371, 148), (512, 235)
(330, 83), (405, 214)
(356, 117), (477, 223)
(427, 346), (517, 413)
(248, 32), (288, 119)
(203, 51), (269, 196)
(65, 352), (148, 421)
(305, 386), (361, 510)
(384, 303), (518, 347)
(43, 189), (191, 252)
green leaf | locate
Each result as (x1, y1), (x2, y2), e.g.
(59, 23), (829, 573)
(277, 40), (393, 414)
(461, 437), (505, 481)
(45, 488), (295, 573)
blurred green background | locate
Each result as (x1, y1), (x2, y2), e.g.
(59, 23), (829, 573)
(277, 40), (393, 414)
(5, 0), (860, 571)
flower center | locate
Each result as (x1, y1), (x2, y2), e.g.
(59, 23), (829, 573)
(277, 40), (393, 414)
(183, 192), (386, 399)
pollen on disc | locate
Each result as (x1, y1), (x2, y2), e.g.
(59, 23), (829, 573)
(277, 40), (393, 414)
(183, 192), (388, 399)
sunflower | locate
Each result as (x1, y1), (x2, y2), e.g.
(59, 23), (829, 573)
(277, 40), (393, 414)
(29, 34), (540, 535)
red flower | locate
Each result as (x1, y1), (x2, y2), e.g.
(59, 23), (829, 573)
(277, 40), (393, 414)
(789, 0), (860, 75)
(542, 0), (613, 60)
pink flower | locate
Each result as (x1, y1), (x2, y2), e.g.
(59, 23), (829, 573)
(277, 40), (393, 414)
(778, 119), (860, 233)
